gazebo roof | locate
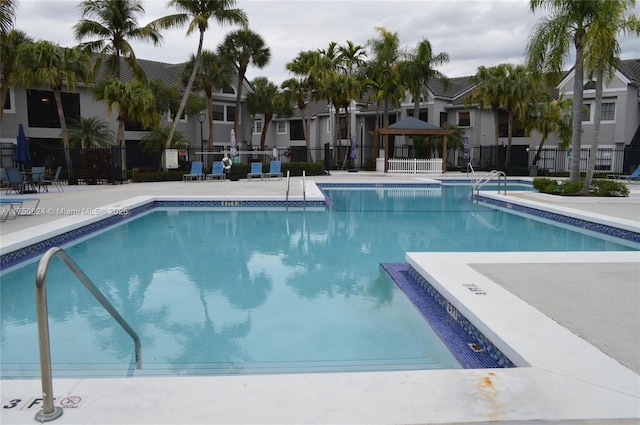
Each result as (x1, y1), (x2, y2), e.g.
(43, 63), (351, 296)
(378, 116), (453, 136)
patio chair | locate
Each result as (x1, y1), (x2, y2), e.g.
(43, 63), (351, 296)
(5, 167), (25, 195)
(264, 161), (283, 180)
(206, 161), (225, 181)
(40, 165), (63, 192)
(608, 164), (640, 182)
(247, 162), (264, 180)
(183, 161), (204, 181)
(30, 166), (45, 192)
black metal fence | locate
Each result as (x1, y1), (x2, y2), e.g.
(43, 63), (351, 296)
(2, 142), (638, 181)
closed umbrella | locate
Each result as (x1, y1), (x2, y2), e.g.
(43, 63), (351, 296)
(14, 123), (30, 169)
(230, 129), (237, 157)
(350, 135), (357, 161)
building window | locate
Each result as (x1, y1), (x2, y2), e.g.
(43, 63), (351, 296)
(3, 87), (14, 113)
(226, 105), (235, 122)
(221, 87), (235, 94)
(254, 119), (263, 134)
(408, 109), (428, 122)
(212, 104), (224, 121)
(581, 104), (592, 122)
(27, 89), (80, 128)
(457, 111), (471, 127)
(289, 120), (304, 140)
(439, 112), (448, 127)
(602, 102), (615, 121)
(277, 121), (287, 134)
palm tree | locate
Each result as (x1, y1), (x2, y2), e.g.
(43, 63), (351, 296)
(94, 77), (160, 179)
(218, 28), (271, 139)
(466, 64), (509, 146)
(286, 50), (332, 161)
(246, 76), (291, 152)
(67, 116), (115, 148)
(527, 0), (608, 181)
(0, 29), (31, 126)
(365, 27), (404, 171)
(74, 0), (162, 80)
(151, 0), (248, 149)
(501, 64), (535, 168)
(525, 93), (572, 166)
(181, 50), (233, 150)
(399, 38), (450, 118)
(13, 41), (92, 181)
(280, 76), (309, 156)
(582, 0), (640, 187)
(0, 0), (17, 35)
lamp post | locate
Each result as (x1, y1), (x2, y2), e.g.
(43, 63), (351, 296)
(196, 113), (205, 168)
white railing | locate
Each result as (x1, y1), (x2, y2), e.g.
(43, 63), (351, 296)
(387, 158), (443, 174)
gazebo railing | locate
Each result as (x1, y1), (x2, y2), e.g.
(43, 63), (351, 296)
(387, 158), (443, 174)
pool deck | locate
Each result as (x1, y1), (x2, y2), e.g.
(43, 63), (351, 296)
(1, 171), (639, 425)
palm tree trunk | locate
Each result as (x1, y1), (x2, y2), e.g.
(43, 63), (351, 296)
(569, 29), (586, 182)
(532, 135), (548, 166)
(584, 63), (604, 188)
(505, 112), (513, 168)
(53, 89), (73, 181)
(233, 66), (246, 138)
(117, 117), (126, 181)
(166, 30), (205, 150)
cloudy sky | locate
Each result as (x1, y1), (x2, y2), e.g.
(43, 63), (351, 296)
(13, 0), (640, 85)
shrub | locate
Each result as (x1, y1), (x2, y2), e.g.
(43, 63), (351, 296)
(533, 177), (628, 197)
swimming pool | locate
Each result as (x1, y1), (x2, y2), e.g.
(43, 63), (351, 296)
(1, 184), (636, 379)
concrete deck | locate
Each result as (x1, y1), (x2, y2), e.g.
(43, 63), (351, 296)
(1, 172), (639, 424)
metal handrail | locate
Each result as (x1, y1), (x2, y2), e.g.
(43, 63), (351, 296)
(285, 170), (291, 205)
(466, 162), (477, 181)
(34, 247), (141, 422)
(302, 170), (306, 206)
(471, 170), (507, 202)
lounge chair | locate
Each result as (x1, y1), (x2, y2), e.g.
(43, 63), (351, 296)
(183, 161), (204, 181)
(247, 162), (264, 180)
(5, 168), (26, 195)
(206, 161), (225, 181)
(40, 165), (63, 192)
(608, 164), (640, 182)
(0, 197), (40, 222)
(264, 161), (283, 180)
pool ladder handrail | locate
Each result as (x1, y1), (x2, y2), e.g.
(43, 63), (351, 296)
(471, 170), (507, 202)
(466, 162), (478, 182)
(34, 247), (142, 422)
(285, 170), (291, 205)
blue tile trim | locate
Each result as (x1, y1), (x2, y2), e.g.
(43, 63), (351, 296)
(382, 262), (516, 369)
(0, 199), (325, 271)
(477, 194), (640, 243)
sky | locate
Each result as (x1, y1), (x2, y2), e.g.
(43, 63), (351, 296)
(12, 0), (640, 86)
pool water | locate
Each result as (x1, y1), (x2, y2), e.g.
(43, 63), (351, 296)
(0, 186), (634, 378)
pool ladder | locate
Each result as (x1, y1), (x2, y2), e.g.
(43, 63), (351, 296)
(285, 170), (306, 207)
(471, 170), (507, 202)
(34, 247), (142, 422)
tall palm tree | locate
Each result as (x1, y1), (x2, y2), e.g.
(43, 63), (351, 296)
(582, 0), (640, 187)
(94, 77), (160, 179)
(74, 0), (162, 80)
(466, 64), (509, 146)
(399, 38), (450, 118)
(13, 41), (92, 181)
(0, 29), (31, 126)
(152, 0), (247, 149)
(527, 0), (607, 181)
(181, 50), (233, 150)
(218, 28), (271, 139)
(246, 76), (291, 152)
(286, 50), (332, 161)
(501, 64), (535, 168)
(525, 93), (572, 166)
(365, 26), (403, 171)
(67, 116), (115, 148)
